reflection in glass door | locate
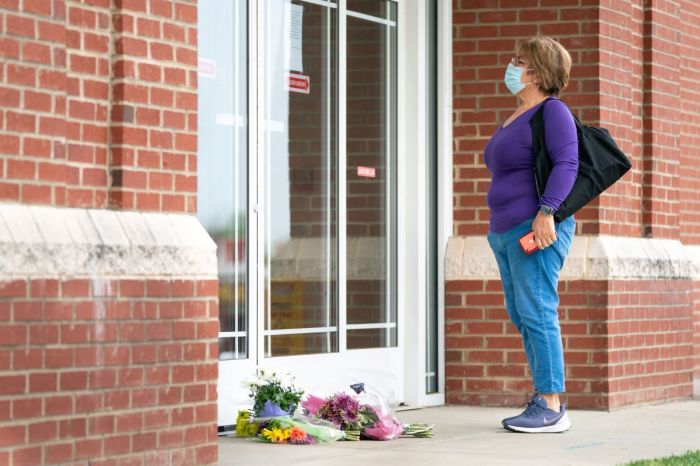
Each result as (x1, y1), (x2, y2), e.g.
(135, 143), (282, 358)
(345, 3), (397, 350)
(198, 1), (258, 428)
(197, 0), (248, 360)
(260, 0), (338, 357)
(260, 0), (398, 359)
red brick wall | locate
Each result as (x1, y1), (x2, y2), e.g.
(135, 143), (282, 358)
(109, 0), (198, 213)
(446, 278), (694, 410)
(678, 0), (700, 386)
(0, 277), (219, 465)
(638, 1), (680, 240)
(607, 279), (694, 407)
(596, 1), (644, 237)
(679, 0), (700, 246)
(0, 0), (198, 213)
(1, 0), (76, 206)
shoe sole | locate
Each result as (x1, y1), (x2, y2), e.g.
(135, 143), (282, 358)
(503, 414), (571, 433)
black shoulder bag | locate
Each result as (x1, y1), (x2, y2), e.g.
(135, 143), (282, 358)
(530, 98), (632, 223)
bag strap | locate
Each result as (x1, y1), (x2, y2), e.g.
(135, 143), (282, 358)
(530, 99), (550, 199)
(541, 96), (581, 125)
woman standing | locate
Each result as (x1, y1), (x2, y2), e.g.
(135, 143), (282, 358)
(484, 36), (578, 433)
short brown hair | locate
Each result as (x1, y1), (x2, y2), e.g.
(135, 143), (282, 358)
(516, 36), (572, 96)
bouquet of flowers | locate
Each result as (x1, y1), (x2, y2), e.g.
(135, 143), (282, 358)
(236, 368), (345, 444)
(315, 393), (363, 440)
(302, 383), (434, 441)
(254, 415), (345, 444)
(260, 421), (316, 445)
(243, 367), (304, 417)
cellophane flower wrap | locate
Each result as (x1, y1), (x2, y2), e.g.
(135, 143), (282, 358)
(237, 368), (344, 444)
(303, 381), (434, 441)
(253, 414), (345, 444)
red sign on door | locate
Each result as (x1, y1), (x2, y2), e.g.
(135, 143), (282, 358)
(286, 73), (310, 94)
(357, 166), (376, 178)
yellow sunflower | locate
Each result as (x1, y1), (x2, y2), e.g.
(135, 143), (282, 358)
(261, 427), (290, 443)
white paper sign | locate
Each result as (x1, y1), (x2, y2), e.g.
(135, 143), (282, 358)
(285, 3), (303, 72)
(198, 57), (216, 79)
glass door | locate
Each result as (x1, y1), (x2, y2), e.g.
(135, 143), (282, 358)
(256, 0), (401, 404)
(258, 0), (403, 397)
(197, 0), (257, 427)
(345, 3), (398, 351)
(259, 0), (338, 359)
(199, 0), (401, 427)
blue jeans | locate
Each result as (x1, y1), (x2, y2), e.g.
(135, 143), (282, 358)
(486, 216), (575, 394)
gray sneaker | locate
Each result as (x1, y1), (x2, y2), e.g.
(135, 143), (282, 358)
(501, 391), (539, 425)
(502, 395), (571, 433)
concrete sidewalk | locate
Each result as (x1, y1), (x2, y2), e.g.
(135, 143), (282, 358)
(219, 400), (700, 466)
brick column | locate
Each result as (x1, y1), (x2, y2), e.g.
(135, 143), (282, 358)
(639, 1), (681, 239)
(65, 0), (111, 208)
(0, 0), (219, 464)
(0, 207), (218, 465)
(109, 0), (198, 213)
(1, 0), (70, 206)
(677, 0), (700, 388)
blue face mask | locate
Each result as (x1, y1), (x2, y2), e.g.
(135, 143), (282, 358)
(504, 63), (528, 95)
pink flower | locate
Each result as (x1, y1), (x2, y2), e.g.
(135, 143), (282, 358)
(363, 415), (404, 440)
(301, 394), (326, 416)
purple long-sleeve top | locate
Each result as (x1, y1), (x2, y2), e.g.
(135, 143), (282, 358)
(484, 97), (578, 233)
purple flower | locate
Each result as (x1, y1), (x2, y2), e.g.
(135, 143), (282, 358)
(316, 393), (361, 430)
(258, 400), (290, 418)
(288, 435), (318, 445)
(257, 420), (272, 431)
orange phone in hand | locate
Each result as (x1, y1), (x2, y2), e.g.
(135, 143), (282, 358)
(519, 231), (538, 255)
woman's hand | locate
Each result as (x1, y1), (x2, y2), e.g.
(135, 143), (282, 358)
(532, 212), (556, 249)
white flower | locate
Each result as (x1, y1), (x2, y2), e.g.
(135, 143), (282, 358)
(277, 371), (295, 387)
(256, 366), (276, 384)
(241, 374), (261, 388)
(244, 367), (297, 389)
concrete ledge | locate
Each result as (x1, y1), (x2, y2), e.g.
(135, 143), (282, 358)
(0, 203), (217, 277)
(446, 235), (694, 280)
